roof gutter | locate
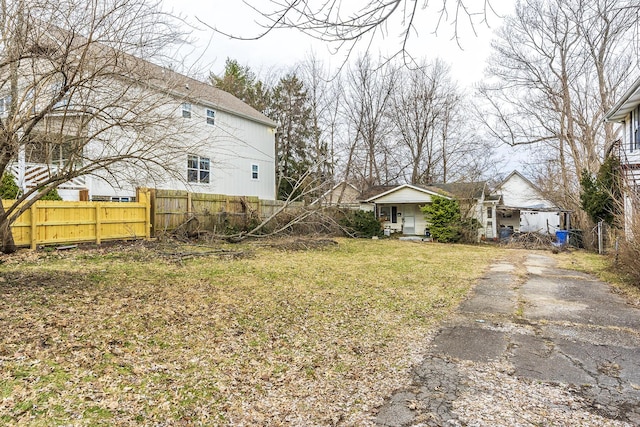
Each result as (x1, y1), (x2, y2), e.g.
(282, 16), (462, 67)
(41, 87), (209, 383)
(605, 77), (640, 123)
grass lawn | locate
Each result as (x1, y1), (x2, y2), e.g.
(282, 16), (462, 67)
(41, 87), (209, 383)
(0, 238), (504, 426)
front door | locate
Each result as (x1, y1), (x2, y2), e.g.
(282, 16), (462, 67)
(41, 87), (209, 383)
(404, 216), (415, 235)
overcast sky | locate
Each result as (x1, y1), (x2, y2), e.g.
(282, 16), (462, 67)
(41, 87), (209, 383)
(164, 1), (515, 88)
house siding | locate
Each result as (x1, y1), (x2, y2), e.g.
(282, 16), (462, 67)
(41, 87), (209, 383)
(494, 174), (553, 209)
(372, 187), (434, 204)
(17, 86), (277, 202)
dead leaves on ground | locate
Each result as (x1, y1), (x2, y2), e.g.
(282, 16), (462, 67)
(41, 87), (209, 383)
(0, 239), (501, 426)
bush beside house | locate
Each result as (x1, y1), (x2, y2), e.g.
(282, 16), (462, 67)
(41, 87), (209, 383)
(340, 210), (383, 238)
(421, 196), (463, 243)
(0, 174), (20, 199)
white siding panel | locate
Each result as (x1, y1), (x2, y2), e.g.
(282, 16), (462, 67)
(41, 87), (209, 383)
(497, 174), (553, 208)
(85, 98), (277, 200)
(374, 188), (433, 204)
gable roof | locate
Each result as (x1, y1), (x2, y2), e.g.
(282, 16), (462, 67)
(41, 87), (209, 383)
(365, 184), (451, 202)
(492, 170), (560, 210)
(605, 75), (640, 123)
(148, 63), (277, 128)
(359, 185), (397, 201)
(37, 24), (277, 128)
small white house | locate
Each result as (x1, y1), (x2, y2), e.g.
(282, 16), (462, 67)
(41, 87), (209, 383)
(604, 75), (640, 238)
(364, 184), (450, 235)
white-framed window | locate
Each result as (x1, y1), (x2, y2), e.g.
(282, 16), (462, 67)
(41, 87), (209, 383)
(0, 95), (11, 115)
(182, 102), (192, 118)
(206, 109), (215, 125)
(251, 164), (259, 180)
(187, 154), (210, 183)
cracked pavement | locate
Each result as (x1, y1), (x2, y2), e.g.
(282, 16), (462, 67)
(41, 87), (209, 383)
(375, 252), (640, 426)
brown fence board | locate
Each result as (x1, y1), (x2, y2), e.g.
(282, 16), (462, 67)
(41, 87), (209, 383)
(152, 189), (261, 234)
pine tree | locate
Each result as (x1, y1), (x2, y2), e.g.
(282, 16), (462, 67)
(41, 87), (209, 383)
(210, 58), (270, 113)
(579, 156), (622, 226)
(271, 74), (312, 199)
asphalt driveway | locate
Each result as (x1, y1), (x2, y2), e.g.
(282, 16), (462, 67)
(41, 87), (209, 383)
(375, 251), (640, 426)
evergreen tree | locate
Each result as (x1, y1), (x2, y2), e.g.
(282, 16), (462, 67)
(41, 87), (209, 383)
(421, 196), (462, 243)
(271, 73), (313, 199)
(210, 58), (270, 113)
(580, 156), (622, 226)
(0, 173), (20, 199)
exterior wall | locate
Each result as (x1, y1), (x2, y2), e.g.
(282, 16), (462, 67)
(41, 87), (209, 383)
(520, 210), (561, 234)
(13, 85), (277, 202)
(495, 174), (554, 209)
(324, 183), (360, 205)
(479, 202), (498, 240)
(377, 203), (428, 235)
(615, 112), (640, 239)
(622, 106), (640, 163)
(625, 193), (635, 239)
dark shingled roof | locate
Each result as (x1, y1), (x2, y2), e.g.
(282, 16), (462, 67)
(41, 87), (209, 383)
(430, 182), (487, 199)
(40, 24), (277, 128)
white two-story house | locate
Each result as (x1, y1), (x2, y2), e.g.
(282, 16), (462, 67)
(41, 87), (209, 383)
(605, 75), (640, 237)
(4, 30), (277, 203)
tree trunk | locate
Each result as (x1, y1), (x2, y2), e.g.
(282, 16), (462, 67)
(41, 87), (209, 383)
(0, 203), (17, 254)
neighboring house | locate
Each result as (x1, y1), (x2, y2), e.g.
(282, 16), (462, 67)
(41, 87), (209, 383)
(604, 75), (640, 238)
(363, 184), (451, 235)
(7, 38), (277, 202)
(356, 173), (567, 239)
(312, 182), (362, 208)
(490, 171), (570, 237)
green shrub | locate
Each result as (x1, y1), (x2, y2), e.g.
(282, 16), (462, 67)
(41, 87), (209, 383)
(39, 188), (63, 201)
(580, 156), (622, 227)
(341, 210), (383, 238)
(421, 196), (462, 243)
(0, 173), (20, 199)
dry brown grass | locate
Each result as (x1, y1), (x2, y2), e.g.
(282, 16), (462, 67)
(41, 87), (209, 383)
(0, 239), (503, 426)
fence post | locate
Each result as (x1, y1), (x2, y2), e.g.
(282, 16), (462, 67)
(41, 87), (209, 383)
(30, 204), (37, 250)
(137, 188), (152, 239)
(95, 203), (102, 245)
(598, 220), (603, 255)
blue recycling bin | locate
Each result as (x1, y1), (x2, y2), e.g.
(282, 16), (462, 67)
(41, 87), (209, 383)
(555, 230), (569, 245)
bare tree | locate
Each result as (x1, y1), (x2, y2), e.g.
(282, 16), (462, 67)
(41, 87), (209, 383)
(0, 0), (194, 253)
(477, 0), (638, 221)
(390, 59), (453, 184)
(205, 1), (496, 61)
(341, 54), (399, 189)
(299, 52), (338, 186)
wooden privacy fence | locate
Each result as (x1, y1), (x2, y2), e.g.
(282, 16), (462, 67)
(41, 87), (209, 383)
(5, 188), (151, 249)
(151, 190), (306, 234)
(2, 188), (309, 248)
(152, 189), (261, 233)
